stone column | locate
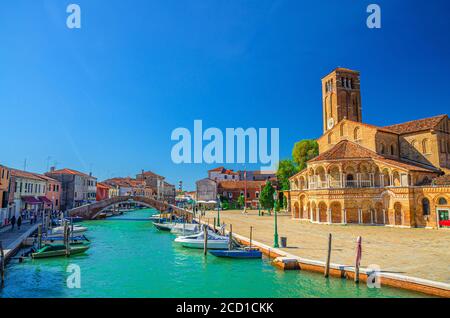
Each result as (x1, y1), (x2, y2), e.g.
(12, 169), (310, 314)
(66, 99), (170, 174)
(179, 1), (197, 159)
(370, 209), (374, 224)
(358, 208), (362, 224)
(342, 208), (347, 224)
(327, 208), (332, 224)
(310, 207), (313, 222)
(316, 208), (319, 223)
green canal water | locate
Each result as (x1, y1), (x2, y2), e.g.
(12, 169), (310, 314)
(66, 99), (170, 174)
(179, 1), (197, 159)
(1, 208), (426, 298)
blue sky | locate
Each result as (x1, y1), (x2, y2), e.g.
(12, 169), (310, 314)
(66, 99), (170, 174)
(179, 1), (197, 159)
(1, 0), (449, 190)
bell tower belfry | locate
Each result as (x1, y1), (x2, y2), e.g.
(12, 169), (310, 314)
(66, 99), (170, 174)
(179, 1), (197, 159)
(322, 68), (362, 133)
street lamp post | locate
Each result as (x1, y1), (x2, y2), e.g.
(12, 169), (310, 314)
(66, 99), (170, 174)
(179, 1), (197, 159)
(216, 194), (221, 227)
(258, 201), (261, 216)
(273, 191), (279, 248)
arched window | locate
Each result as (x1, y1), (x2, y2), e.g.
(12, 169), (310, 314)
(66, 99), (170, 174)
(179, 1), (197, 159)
(328, 132), (334, 144)
(353, 127), (360, 140)
(390, 144), (396, 156)
(380, 143), (385, 154)
(438, 197), (448, 205)
(422, 198), (430, 216)
(441, 139), (446, 153)
(422, 139), (429, 154)
(340, 123), (345, 137)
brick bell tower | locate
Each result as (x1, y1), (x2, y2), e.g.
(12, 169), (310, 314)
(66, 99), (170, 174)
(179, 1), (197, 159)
(321, 68), (362, 133)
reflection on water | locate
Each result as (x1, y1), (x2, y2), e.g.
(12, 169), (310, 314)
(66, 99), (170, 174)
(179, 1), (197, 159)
(0, 208), (426, 298)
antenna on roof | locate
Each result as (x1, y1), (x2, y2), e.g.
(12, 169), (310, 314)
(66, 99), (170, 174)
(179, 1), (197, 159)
(46, 156), (52, 172)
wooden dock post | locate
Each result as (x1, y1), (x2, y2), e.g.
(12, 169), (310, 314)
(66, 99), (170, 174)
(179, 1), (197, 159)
(249, 226), (253, 249)
(355, 236), (362, 283)
(37, 224), (42, 249)
(213, 218), (216, 233)
(64, 221), (70, 257)
(0, 241), (5, 288)
(228, 224), (233, 251)
(203, 224), (208, 256)
(324, 233), (332, 278)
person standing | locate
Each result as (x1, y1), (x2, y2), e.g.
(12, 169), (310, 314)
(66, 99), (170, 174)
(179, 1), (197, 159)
(10, 215), (16, 231)
(17, 215), (22, 230)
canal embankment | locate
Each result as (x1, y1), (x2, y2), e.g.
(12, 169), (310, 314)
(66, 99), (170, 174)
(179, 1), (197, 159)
(200, 209), (450, 298)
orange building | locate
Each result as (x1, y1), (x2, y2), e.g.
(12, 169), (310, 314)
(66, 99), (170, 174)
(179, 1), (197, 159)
(96, 182), (110, 201)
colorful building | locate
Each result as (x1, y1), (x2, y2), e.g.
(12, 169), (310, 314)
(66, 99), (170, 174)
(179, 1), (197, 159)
(286, 67), (450, 229)
(0, 164), (11, 225)
(39, 174), (62, 211)
(45, 168), (97, 211)
(10, 169), (47, 216)
(96, 182), (110, 201)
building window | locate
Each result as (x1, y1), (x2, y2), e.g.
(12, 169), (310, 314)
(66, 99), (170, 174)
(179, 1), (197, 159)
(422, 198), (430, 216)
(438, 197), (448, 205)
(380, 143), (385, 154)
(390, 144), (395, 155)
(353, 127), (360, 140)
(422, 139), (429, 154)
(255, 191), (260, 198)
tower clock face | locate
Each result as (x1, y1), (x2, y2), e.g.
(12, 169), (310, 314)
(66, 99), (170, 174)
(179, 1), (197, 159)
(327, 118), (335, 129)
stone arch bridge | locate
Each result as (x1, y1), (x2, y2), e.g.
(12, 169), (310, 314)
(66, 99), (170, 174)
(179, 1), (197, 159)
(68, 195), (193, 220)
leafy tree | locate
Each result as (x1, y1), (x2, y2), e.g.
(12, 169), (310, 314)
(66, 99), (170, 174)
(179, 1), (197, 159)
(237, 194), (245, 208)
(276, 159), (299, 190)
(259, 181), (275, 211)
(221, 201), (229, 210)
(283, 195), (287, 211)
(292, 139), (319, 171)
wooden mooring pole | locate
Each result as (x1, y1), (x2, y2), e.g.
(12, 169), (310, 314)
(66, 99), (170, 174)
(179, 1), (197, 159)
(355, 236), (362, 283)
(0, 241), (5, 288)
(37, 224), (42, 250)
(213, 218), (216, 233)
(203, 224), (208, 256)
(228, 224), (233, 251)
(324, 233), (332, 278)
(249, 226), (253, 249)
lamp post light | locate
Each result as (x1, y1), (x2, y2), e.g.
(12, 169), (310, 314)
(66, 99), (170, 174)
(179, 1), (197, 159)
(258, 201), (261, 216)
(273, 191), (279, 248)
(216, 194), (221, 227)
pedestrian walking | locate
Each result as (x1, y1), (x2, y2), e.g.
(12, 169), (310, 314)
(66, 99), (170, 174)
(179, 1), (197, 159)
(10, 215), (16, 231)
(17, 215), (22, 230)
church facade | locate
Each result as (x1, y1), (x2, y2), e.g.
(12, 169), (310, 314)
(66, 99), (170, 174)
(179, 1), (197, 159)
(286, 68), (450, 229)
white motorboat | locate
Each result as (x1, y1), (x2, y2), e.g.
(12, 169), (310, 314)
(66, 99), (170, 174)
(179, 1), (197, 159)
(170, 223), (200, 236)
(50, 225), (88, 236)
(174, 230), (229, 250)
(152, 222), (174, 231)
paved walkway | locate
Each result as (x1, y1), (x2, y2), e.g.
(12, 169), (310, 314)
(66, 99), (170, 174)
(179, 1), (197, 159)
(204, 209), (450, 284)
(0, 221), (39, 260)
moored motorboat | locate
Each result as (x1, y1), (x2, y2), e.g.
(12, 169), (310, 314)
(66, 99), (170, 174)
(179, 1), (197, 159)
(209, 248), (262, 259)
(170, 223), (200, 236)
(152, 222), (174, 231)
(31, 243), (90, 259)
(174, 230), (229, 250)
(50, 225), (88, 236)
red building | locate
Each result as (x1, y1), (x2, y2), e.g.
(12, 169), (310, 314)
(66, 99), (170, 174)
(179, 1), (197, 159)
(96, 182), (110, 201)
(40, 175), (62, 211)
(217, 180), (270, 208)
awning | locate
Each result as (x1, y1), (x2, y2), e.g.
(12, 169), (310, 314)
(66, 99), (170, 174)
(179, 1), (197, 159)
(39, 196), (53, 204)
(22, 196), (42, 205)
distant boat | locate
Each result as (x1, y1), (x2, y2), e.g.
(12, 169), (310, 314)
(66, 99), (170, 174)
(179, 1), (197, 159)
(31, 243), (90, 259)
(209, 248), (262, 259)
(174, 230), (229, 250)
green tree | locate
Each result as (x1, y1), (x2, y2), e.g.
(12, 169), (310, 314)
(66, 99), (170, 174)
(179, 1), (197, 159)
(221, 201), (229, 210)
(292, 139), (319, 171)
(259, 181), (275, 212)
(276, 159), (299, 190)
(237, 194), (245, 209)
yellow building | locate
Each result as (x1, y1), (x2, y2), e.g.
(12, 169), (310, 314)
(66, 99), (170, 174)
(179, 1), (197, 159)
(286, 68), (450, 229)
